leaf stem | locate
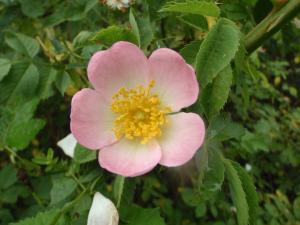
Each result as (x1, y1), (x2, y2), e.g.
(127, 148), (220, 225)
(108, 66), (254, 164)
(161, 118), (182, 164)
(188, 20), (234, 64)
(245, 0), (300, 54)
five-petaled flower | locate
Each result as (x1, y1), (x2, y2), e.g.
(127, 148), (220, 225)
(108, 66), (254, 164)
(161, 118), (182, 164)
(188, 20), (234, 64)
(70, 41), (205, 177)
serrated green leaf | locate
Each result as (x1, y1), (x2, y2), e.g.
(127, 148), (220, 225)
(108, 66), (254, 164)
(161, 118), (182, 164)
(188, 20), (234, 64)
(0, 184), (30, 204)
(0, 99), (45, 150)
(195, 203), (207, 218)
(91, 26), (138, 46)
(6, 118), (45, 150)
(12, 64), (39, 100)
(50, 175), (77, 205)
(224, 159), (249, 225)
(232, 161), (259, 225)
(36, 66), (57, 100)
(200, 66), (233, 119)
(180, 40), (202, 65)
(19, 0), (45, 18)
(206, 114), (245, 141)
(293, 197), (300, 219)
(72, 31), (93, 48)
(160, 0), (220, 17)
(8, 208), (65, 225)
(198, 145), (225, 201)
(55, 71), (71, 96)
(178, 14), (208, 31)
(129, 8), (141, 47)
(0, 165), (18, 189)
(43, 0), (98, 27)
(136, 15), (153, 49)
(0, 63), (40, 104)
(121, 206), (166, 225)
(5, 33), (40, 58)
(73, 144), (96, 164)
(180, 187), (202, 207)
(196, 18), (240, 87)
(0, 58), (12, 81)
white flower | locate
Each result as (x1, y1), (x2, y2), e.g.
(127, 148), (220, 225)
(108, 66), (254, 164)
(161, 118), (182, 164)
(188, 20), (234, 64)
(245, 163), (252, 172)
(87, 192), (119, 225)
(104, 0), (133, 10)
(57, 133), (77, 158)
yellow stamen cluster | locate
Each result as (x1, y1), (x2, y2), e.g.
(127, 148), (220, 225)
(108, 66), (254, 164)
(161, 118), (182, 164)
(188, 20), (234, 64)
(111, 80), (171, 144)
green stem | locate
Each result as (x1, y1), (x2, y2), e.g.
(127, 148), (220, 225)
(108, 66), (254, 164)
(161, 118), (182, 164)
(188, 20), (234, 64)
(245, 0), (300, 54)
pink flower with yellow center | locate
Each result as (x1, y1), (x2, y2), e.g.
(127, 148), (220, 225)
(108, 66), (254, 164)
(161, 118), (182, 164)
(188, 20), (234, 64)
(70, 41), (205, 177)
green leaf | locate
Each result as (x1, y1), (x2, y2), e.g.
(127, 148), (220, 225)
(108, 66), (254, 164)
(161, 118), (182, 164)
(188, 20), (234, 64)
(91, 26), (138, 47)
(195, 203), (207, 218)
(43, 0), (98, 27)
(8, 208), (65, 225)
(160, 0), (220, 17)
(0, 99), (45, 150)
(121, 206), (166, 225)
(5, 33), (40, 58)
(36, 66), (57, 100)
(72, 31), (93, 48)
(50, 175), (77, 205)
(180, 40), (202, 65)
(73, 144), (96, 164)
(0, 165), (18, 189)
(113, 175), (125, 208)
(6, 119), (45, 150)
(198, 145), (225, 201)
(19, 0), (45, 18)
(196, 18), (240, 87)
(136, 15), (153, 49)
(55, 71), (71, 96)
(200, 66), (233, 119)
(0, 58), (12, 81)
(2, 64), (40, 104)
(178, 14), (208, 31)
(206, 114), (245, 142)
(224, 159), (249, 225)
(0, 184), (30, 204)
(293, 197), (300, 219)
(181, 188), (201, 207)
(129, 8), (141, 47)
(232, 161), (259, 225)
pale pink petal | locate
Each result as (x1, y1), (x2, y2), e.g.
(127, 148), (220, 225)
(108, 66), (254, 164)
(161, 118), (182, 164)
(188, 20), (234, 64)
(87, 41), (149, 101)
(148, 48), (199, 112)
(99, 139), (161, 177)
(159, 112), (205, 167)
(70, 88), (117, 150)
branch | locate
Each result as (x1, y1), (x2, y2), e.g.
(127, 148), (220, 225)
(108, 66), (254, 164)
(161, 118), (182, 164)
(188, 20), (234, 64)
(245, 0), (300, 54)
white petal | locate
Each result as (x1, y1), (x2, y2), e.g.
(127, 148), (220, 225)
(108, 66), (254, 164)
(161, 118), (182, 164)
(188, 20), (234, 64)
(57, 133), (77, 158)
(87, 192), (119, 225)
(245, 163), (252, 172)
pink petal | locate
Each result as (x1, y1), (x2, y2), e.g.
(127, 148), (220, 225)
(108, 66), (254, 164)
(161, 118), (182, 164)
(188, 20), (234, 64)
(148, 48), (199, 112)
(159, 112), (205, 167)
(70, 88), (117, 150)
(99, 139), (161, 177)
(87, 41), (149, 101)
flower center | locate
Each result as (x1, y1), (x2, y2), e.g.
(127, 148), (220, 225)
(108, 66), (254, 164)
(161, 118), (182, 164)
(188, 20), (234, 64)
(111, 80), (171, 144)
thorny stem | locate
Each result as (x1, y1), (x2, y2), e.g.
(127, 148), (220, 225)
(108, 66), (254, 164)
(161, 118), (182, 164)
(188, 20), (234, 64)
(245, 0), (300, 54)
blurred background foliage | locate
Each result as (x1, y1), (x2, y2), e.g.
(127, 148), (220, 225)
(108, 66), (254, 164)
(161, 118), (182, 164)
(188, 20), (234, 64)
(0, 0), (300, 224)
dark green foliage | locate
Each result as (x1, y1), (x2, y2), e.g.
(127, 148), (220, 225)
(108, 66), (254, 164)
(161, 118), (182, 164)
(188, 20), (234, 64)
(0, 0), (299, 225)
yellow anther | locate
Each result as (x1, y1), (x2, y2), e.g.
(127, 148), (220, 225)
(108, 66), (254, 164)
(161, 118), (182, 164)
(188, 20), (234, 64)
(111, 80), (171, 144)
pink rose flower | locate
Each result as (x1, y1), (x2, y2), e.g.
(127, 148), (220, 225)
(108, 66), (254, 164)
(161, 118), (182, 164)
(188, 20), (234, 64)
(70, 41), (205, 177)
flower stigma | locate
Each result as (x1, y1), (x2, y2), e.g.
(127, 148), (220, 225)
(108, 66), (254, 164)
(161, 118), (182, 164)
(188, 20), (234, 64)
(111, 80), (171, 144)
